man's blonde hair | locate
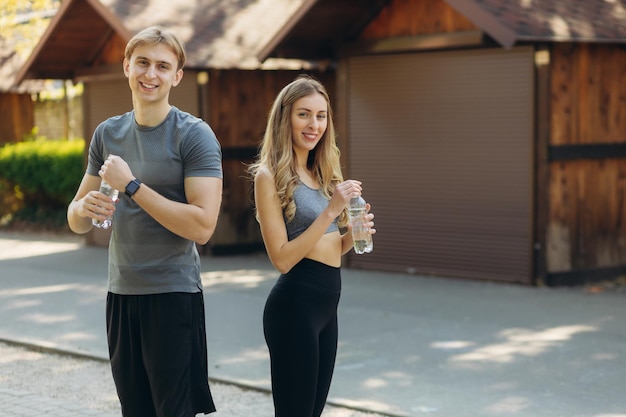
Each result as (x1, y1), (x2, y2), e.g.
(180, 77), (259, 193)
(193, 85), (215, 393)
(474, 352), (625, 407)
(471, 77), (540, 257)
(124, 26), (186, 70)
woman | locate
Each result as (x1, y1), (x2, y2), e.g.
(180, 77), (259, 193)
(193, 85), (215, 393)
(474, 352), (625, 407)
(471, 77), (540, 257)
(249, 75), (375, 417)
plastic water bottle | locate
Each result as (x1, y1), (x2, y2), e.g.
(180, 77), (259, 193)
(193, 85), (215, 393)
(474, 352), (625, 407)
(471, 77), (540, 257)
(348, 196), (373, 254)
(92, 180), (119, 229)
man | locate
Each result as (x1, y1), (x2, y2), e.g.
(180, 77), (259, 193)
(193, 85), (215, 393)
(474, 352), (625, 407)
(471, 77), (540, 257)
(67, 26), (221, 417)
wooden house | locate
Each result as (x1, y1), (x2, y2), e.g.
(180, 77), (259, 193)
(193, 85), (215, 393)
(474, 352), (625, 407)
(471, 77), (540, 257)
(17, 0), (626, 286)
(0, 36), (39, 145)
(259, 0), (626, 286)
(0, 6), (60, 145)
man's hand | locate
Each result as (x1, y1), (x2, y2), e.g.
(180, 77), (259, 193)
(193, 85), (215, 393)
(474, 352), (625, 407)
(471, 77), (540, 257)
(99, 154), (134, 191)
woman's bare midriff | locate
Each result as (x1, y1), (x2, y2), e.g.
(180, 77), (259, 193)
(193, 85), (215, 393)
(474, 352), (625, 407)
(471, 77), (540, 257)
(303, 231), (343, 268)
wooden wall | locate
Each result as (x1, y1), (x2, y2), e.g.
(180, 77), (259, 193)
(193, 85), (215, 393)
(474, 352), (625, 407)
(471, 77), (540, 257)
(34, 95), (83, 140)
(546, 43), (626, 284)
(203, 69), (336, 253)
(96, 33), (126, 66)
(360, 0), (477, 38)
(551, 44), (626, 146)
(0, 93), (34, 144)
(346, 0), (626, 285)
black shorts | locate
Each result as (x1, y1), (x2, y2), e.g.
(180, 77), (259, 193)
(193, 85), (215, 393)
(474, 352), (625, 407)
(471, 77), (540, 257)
(106, 292), (216, 417)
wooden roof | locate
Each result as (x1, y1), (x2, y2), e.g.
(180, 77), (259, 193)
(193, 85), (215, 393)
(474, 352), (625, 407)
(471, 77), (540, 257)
(1, 50), (46, 94)
(258, 0), (392, 61)
(17, 0), (310, 83)
(446, 0), (626, 48)
(16, 0), (129, 81)
(261, 0), (626, 60)
(16, 0), (626, 85)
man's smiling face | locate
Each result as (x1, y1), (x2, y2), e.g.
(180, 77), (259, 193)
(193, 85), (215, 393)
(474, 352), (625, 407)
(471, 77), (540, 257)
(123, 42), (183, 106)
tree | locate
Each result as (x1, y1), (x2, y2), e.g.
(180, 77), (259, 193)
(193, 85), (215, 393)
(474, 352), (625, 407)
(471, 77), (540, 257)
(0, 0), (59, 57)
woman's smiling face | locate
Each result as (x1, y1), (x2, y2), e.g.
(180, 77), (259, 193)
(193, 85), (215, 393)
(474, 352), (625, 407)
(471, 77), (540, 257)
(290, 92), (328, 153)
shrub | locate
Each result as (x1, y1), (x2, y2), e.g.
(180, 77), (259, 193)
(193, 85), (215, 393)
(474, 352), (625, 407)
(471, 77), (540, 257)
(0, 139), (84, 227)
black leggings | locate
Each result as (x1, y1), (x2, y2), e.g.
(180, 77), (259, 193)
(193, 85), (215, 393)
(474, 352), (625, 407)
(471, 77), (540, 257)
(263, 258), (342, 417)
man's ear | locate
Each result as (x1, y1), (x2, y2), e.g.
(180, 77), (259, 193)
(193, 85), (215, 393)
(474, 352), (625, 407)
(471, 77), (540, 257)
(173, 69), (184, 87)
(123, 58), (130, 78)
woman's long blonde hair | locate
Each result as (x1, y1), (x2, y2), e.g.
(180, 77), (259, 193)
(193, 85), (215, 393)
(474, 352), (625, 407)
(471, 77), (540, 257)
(249, 75), (348, 227)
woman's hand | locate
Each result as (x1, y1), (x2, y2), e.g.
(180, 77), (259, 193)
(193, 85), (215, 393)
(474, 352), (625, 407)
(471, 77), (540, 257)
(365, 202), (376, 237)
(329, 179), (362, 216)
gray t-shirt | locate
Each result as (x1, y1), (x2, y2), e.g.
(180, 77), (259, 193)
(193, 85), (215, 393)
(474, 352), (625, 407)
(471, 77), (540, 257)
(87, 106), (222, 295)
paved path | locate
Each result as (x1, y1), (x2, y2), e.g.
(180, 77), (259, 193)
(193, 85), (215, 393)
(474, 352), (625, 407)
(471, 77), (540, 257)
(1, 231), (626, 416)
(0, 388), (118, 417)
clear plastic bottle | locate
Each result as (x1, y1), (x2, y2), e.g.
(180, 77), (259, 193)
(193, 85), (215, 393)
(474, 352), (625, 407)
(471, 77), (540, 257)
(348, 196), (373, 254)
(92, 180), (119, 229)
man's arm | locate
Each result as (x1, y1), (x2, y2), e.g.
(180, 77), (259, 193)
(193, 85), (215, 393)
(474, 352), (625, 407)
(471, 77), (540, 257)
(100, 152), (222, 245)
(128, 176), (223, 245)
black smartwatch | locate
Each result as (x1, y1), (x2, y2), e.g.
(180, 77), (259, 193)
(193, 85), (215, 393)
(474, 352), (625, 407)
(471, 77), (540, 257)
(125, 178), (142, 198)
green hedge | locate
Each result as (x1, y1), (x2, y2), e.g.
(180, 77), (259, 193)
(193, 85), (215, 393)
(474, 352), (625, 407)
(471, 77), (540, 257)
(0, 139), (85, 224)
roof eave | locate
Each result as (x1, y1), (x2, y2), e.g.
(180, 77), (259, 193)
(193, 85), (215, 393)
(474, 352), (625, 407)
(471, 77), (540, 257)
(444, 0), (517, 48)
(15, 0), (132, 84)
(256, 0), (319, 62)
(516, 34), (626, 45)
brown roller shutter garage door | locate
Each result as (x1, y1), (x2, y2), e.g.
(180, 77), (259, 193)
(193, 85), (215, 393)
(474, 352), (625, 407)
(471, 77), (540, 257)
(346, 47), (534, 284)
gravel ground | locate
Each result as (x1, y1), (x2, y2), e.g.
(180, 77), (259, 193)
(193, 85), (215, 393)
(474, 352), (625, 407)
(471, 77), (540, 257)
(0, 341), (384, 417)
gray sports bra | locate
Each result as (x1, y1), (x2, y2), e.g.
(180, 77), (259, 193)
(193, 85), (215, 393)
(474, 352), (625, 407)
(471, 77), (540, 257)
(285, 182), (339, 240)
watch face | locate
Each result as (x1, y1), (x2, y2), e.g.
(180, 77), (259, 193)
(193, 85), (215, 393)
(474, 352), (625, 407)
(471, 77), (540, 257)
(126, 180), (140, 196)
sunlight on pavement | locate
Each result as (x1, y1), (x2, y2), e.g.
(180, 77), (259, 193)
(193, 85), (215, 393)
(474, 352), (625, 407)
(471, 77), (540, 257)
(0, 348), (42, 364)
(449, 325), (597, 364)
(0, 284), (82, 297)
(3, 299), (41, 310)
(201, 269), (273, 288)
(18, 313), (75, 324)
(217, 346), (268, 365)
(58, 332), (99, 343)
(330, 397), (399, 415)
(592, 352), (618, 360)
(484, 396), (530, 413)
(593, 415), (626, 417)
(0, 239), (81, 261)
(432, 340), (476, 349)
(362, 378), (387, 388)
(361, 370), (413, 389)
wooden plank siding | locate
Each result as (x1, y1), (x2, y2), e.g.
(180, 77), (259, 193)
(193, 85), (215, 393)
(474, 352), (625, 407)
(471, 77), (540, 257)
(0, 93), (35, 144)
(202, 69), (336, 253)
(341, 0), (535, 283)
(546, 43), (626, 285)
(551, 43), (626, 146)
(206, 69), (336, 149)
(96, 34), (127, 67)
(353, 0), (626, 285)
